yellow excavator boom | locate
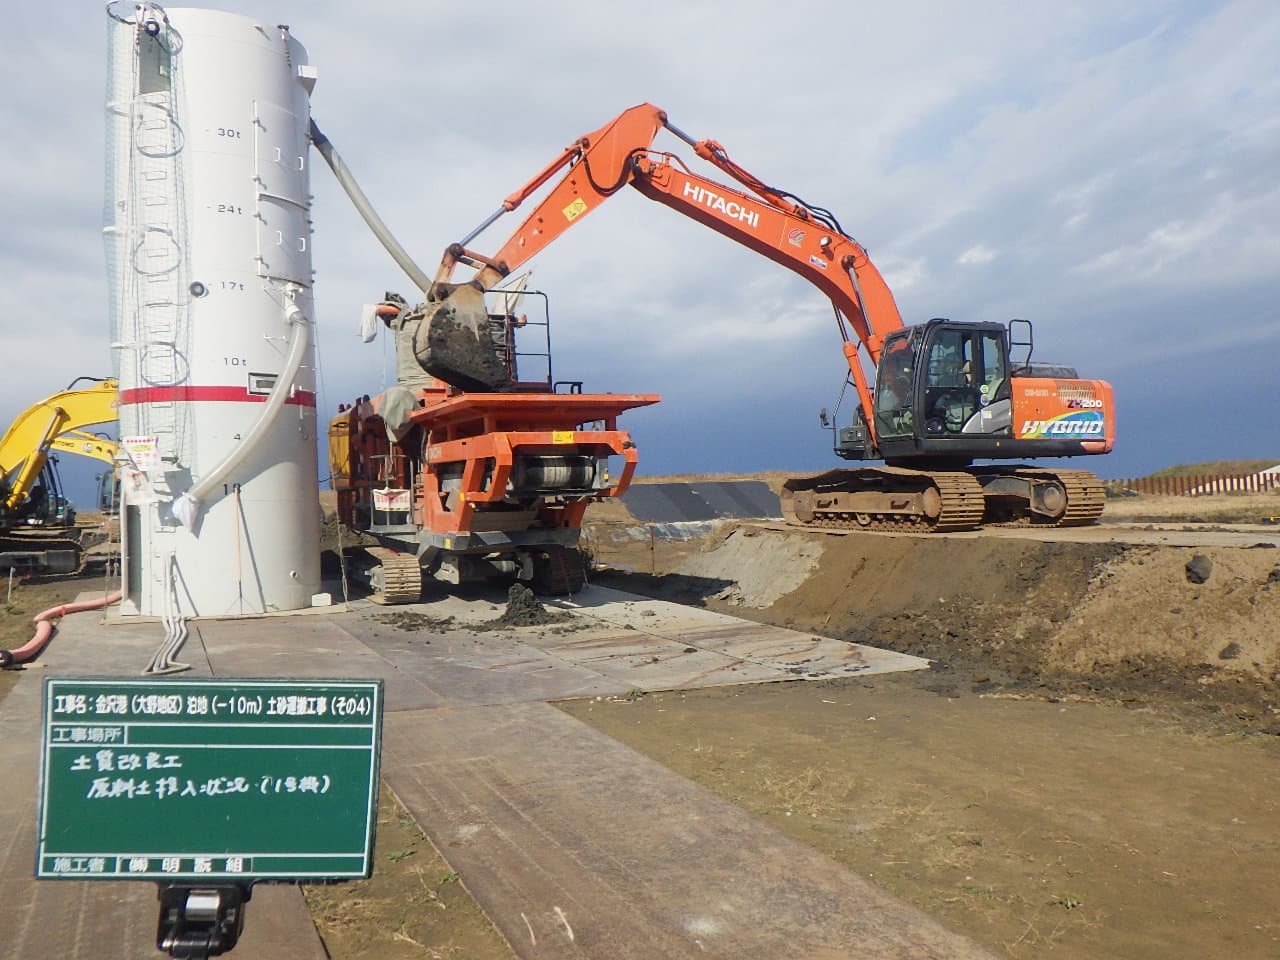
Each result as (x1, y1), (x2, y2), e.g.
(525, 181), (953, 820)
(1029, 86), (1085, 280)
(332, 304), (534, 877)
(48, 431), (119, 467)
(0, 379), (119, 511)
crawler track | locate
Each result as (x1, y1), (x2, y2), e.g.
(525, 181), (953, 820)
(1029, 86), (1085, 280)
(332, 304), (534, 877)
(781, 467), (987, 532)
(1007, 468), (1107, 527)
(781, 466), (1107, 533)
(367, 547), (423, 605)
(0, 533), (84, 575)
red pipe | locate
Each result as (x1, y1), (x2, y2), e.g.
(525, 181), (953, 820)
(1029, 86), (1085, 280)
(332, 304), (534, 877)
(0, 591), (122, 668)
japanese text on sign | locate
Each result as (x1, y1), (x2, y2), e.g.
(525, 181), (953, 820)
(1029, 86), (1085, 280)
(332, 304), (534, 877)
(38, 678), (383, 881)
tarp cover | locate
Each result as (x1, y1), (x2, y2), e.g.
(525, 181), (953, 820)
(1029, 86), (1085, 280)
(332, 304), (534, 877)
(621, 481), (781, 523)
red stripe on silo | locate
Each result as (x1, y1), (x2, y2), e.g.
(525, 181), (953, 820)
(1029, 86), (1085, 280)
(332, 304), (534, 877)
(118, 386), (317, 407)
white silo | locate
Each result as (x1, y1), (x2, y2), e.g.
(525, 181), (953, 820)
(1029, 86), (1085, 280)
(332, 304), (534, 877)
(105, 3), (321, 618)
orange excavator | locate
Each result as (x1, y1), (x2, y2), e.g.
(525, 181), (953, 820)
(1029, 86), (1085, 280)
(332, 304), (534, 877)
(416, 103), (1114, 531)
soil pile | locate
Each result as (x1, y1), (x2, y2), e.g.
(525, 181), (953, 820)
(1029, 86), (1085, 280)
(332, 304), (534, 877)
(371, 585), (586, 635)
(603, 525), (1280, 734)
(492, 583), (559, 627)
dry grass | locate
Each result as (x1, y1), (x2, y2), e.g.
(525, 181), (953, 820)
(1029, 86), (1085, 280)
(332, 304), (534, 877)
(1145, 459), (1278, 478)
(1102, 491), (1280, 523)
(752, 763), (860, 818)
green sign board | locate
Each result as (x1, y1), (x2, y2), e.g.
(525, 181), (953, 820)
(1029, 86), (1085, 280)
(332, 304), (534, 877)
(37, 678), (383, 881)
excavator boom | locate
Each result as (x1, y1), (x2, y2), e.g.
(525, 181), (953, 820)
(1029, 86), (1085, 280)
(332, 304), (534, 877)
(438, 104), (905, 434)
(0, 378), (119, 512)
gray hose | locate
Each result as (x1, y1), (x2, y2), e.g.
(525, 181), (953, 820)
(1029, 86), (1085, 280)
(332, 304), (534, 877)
(309, 118), (434, 294)
(172, 289), (311, 528)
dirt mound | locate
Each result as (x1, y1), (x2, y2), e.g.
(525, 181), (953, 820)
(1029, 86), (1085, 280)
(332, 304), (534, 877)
(677, 527), (822, 607)
(491, 583), (559, 627)
(601, 525), (1280, 734)
(1048, 547), (1280, 671)
(371, 585), (587, 634)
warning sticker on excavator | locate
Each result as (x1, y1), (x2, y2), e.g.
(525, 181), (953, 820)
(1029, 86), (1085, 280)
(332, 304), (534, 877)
(552, 430), (574, 445)
(562, 197), (588, 221)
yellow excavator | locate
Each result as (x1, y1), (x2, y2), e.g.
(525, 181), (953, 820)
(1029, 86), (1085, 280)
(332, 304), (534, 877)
(0, 378), (119, 574)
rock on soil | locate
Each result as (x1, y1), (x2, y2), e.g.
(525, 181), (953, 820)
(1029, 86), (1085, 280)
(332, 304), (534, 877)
(1185, 553), (1213, 583)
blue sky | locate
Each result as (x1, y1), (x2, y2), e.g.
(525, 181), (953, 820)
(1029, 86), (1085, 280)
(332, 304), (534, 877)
(2, 1), (1277, 508)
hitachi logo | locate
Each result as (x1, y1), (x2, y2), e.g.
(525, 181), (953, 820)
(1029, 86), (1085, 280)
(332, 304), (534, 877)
(682, 182), (760, 228)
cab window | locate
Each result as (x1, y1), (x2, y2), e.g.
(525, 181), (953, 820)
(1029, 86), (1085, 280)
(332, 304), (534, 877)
(979, 332), (1007, 401)
(874, 335), (915, 438)
(923, 329), (979, 434)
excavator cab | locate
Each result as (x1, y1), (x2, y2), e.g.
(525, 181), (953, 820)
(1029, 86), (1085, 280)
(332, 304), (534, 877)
(871, 320), (1012, 454)
(860, 318), (1112, 466)
(2, 459), (75, 528)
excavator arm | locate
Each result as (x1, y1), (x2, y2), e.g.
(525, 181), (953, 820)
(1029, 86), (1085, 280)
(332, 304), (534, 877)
(0, 379), (119, 513)
(49, 431), (119, 467)
(433, 104), (905, 438)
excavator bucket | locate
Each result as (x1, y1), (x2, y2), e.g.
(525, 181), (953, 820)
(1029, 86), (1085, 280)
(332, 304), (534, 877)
(410, 281), (511, 392)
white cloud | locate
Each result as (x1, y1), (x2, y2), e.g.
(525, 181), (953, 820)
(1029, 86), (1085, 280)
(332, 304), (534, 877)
(956, 244), (997, 266)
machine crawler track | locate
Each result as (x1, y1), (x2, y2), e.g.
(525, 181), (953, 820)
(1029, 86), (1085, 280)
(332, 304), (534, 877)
(782, 466), (1107, 534)
(366, 547), (423, 605)
(530, 546), (586, 596)
(781, 467), (987, 533)
(0, 533), (85, 576)
(1005, 468), (1106, 527)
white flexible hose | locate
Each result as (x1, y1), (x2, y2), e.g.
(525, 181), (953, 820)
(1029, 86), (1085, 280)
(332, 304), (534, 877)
(173, 289), (311, 528)
(145, 551), (189, 674)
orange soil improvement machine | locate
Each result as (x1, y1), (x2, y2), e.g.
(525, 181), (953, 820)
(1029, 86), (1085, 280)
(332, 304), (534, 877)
(328, 291), (657, 603)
